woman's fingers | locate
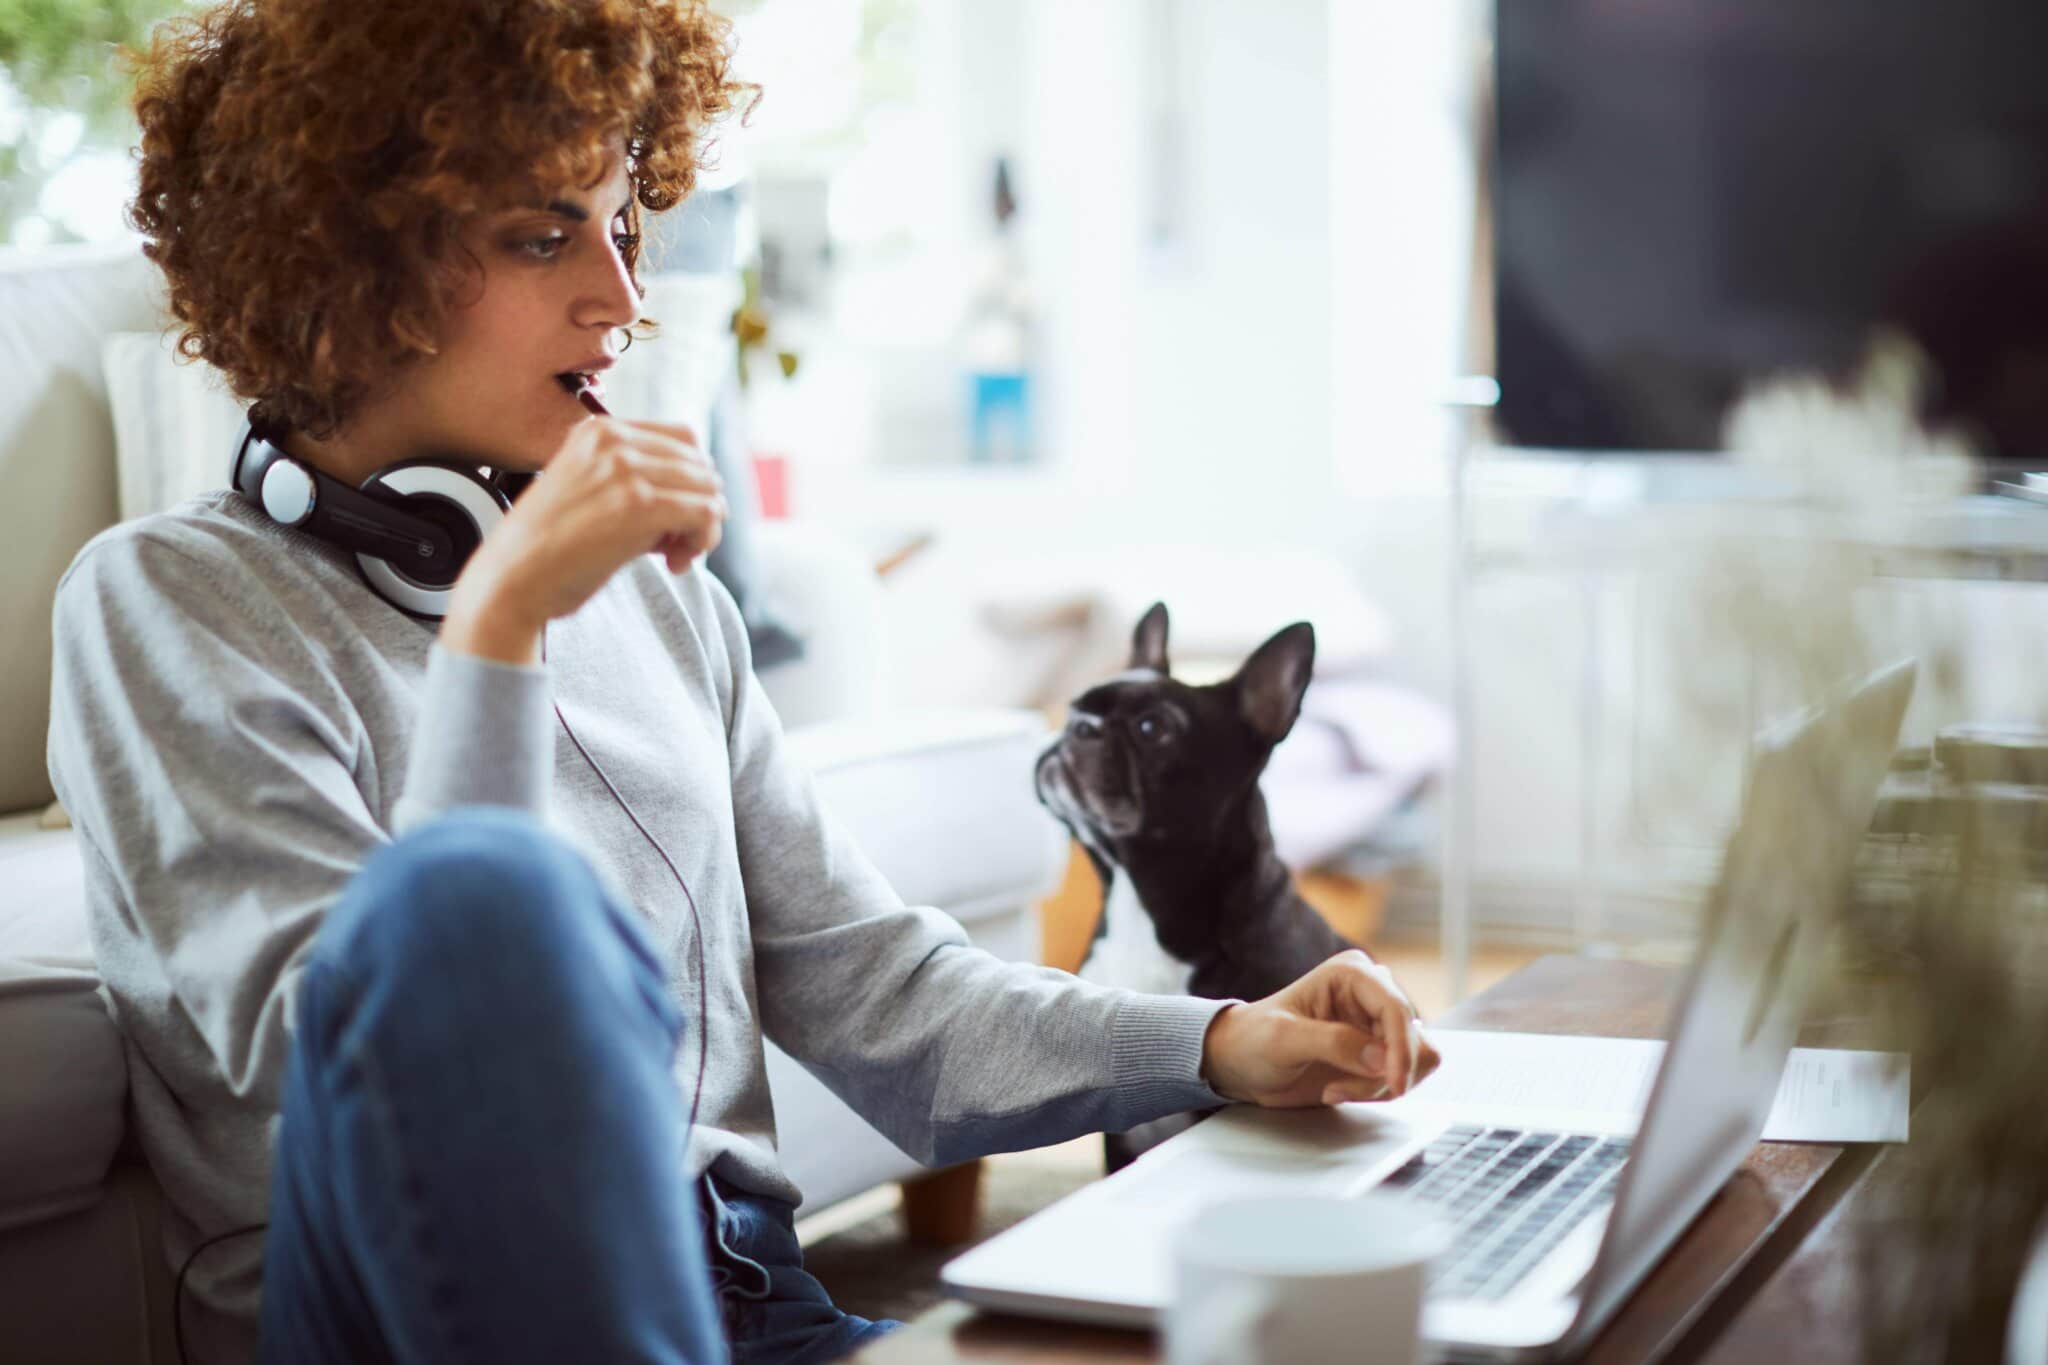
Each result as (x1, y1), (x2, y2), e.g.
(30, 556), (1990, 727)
(1377, 998), (1416, 1095)
(1321, 954), (1417, 1095)
(622, 423), (720, 487)
(621, 442), (721, 497)
(1414, 1033), (1443, 1086)
(577, 418), (719, 494)
(1306, 1020), (1380, 1080)
(633, 489), (726, 553)
(656, 521), (721, 567)
(625, 418), (702, 450)
(1321, 1079), (1394, 1105)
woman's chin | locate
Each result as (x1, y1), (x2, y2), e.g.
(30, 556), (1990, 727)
(498, 426), (576, 472)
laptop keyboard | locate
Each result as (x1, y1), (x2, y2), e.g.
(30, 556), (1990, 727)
(1381, 1127), (1632, 1302)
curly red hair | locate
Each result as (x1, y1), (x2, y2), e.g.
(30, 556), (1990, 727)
(128, 0), (752, 437)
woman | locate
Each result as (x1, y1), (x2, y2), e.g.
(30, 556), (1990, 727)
(48, 2), (1438, 1362)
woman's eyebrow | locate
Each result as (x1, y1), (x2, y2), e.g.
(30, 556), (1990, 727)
(540, 198), (635, 222)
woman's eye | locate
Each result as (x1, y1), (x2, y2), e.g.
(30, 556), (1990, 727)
(512, 229), (634, 260)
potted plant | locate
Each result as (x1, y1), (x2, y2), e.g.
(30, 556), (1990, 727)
(1671, 337), (2048, 1363)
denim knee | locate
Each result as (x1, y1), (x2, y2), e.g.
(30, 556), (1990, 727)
(318, 807), (666, 1023)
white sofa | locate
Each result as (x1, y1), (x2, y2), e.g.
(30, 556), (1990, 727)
(0, 241), (1067, 1362)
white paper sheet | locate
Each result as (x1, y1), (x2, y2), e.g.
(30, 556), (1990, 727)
(1397, 1030), (1910, 1144)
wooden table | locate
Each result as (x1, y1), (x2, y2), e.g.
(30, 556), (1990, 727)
(860, 953), (1882, 1364)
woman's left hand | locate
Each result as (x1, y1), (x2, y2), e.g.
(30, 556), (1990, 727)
(1198, 950), (1441, 1107)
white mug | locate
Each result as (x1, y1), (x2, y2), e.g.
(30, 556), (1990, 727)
(1165, 1193), (1449, 1365)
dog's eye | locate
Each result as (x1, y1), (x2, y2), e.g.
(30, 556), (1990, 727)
(1136, 712), (1174, 744)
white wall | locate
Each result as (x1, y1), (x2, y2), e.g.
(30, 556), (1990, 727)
(801, 0), (1469, 691)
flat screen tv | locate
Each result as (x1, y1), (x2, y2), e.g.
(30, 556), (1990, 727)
(1493, 0), (2048, 465)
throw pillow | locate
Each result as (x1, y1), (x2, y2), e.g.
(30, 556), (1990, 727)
(100, 331), (246, 520)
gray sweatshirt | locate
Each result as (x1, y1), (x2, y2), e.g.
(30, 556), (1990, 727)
(46, 490), (1232, 1362)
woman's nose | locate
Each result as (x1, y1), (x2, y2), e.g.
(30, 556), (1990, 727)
(577, 242), (641, 332)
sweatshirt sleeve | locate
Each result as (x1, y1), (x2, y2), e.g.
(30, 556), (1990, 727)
(709, 577), (1235, 1167)
(390, 643), (553, 832)
(44, 527), (550, 1095)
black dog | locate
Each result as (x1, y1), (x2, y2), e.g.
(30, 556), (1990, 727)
(1035, 602), (1360, 1169)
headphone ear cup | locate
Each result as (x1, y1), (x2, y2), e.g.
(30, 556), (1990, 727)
(352, 462), (509, 620)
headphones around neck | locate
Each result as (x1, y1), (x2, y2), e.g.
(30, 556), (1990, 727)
(230, 419), (535, 621)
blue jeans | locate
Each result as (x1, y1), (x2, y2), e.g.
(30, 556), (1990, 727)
(698, 1173), (898, 1364)
(257, 807), (901, 1364)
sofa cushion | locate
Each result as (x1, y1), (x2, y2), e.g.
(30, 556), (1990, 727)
(765, 709), (1061, 1212)
(0, 242), (166, 815)
(0, 1159), (175, 1364)
(0, 813), (91, 966)
(0, 812), (127, 1233)
(101, 329), (250, 524)
(786, 706), (1065, 926)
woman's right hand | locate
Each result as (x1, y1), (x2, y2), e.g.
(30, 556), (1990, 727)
(440, 416), (726, 665)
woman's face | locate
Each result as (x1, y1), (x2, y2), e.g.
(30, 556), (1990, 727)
(320, 152), (642, 478)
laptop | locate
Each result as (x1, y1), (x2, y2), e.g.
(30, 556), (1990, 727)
(942, 659), (1915, 1362)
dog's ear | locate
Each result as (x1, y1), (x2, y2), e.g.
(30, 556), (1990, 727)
(1131, 601), (1171, 675)
(1232, 622), (1315, 743)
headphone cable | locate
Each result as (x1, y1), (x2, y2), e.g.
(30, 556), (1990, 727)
(542, 622), (713, 1137)
(172, 1222), (265, 1365)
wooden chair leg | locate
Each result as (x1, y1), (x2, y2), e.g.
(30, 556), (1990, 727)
(898, 1158), (985, 1247)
